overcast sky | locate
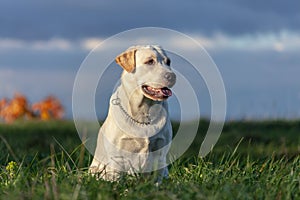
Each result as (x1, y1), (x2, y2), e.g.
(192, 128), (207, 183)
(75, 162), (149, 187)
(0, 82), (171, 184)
(0, 0), (300, 120)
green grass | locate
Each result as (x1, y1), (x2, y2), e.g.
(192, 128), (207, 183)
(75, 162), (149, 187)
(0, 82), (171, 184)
(0, 120), (299, 199)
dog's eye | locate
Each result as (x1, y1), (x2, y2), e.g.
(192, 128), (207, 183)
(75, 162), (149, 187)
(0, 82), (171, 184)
(145, 59), (155, 65)
(166, 58), (171, 66)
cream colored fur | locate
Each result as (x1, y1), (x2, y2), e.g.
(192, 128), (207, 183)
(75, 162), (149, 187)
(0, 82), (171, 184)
(89, 45), (176, 182)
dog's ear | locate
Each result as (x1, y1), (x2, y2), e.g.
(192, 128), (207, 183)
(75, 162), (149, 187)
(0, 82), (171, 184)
(115, 49), (137, 73)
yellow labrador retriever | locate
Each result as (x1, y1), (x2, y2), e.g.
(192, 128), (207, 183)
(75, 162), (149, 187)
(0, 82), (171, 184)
(89, 45), (176, 182)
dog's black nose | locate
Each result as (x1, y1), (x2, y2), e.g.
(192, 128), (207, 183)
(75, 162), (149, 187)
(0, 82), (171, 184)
(164, 72), (176, 82)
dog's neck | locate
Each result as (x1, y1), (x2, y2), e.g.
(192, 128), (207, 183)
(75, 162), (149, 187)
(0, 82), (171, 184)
(120, 75), (162, 124)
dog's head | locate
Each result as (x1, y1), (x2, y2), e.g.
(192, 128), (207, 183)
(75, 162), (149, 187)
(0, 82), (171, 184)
(116, 45), (176, 101)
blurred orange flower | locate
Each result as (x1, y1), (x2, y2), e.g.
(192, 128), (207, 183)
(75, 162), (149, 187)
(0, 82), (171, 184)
(0, 93), (33, 123)
(32, 96), (64, 120)
(0, 93), (64, 123)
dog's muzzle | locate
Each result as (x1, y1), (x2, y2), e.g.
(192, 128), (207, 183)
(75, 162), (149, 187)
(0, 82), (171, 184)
(164, 72), (176, 83)
(142, 85), (172, 101)
(142, 72), (176, 101)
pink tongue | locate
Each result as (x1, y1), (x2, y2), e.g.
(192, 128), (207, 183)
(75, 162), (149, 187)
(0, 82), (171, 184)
(161, 88), (172, 97)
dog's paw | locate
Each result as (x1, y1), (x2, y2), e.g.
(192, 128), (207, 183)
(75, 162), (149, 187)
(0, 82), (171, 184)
(89, 165), (121, 182)
(89, 165), (100, 174)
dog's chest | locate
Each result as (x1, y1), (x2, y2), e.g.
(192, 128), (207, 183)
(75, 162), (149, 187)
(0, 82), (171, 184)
(110, 130), (167, 154)
(117, 136), (150, 154)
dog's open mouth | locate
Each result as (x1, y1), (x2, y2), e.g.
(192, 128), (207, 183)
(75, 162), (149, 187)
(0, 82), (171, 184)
(141, 85), (172, 101)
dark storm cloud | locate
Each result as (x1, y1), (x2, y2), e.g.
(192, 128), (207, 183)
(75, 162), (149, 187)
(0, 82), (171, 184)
(0, 48), (85, 70)
(1, 0), (299, 40)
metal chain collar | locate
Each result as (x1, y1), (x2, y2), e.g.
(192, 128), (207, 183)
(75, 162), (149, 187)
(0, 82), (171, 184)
(111, 95), (151, 126)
